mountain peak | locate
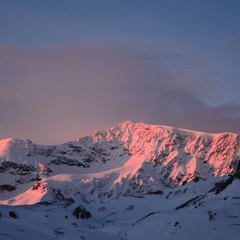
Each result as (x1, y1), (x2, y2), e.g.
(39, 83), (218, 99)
(0, 122), (240, 205)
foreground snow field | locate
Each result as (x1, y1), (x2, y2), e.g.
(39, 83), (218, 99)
(1, 180), (240, 240)
(0, 121), (240, 239)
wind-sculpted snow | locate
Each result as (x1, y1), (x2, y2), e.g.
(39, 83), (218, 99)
(0, 121), (239, 204)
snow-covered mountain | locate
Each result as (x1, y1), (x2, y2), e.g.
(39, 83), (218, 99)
(0, 121), (239, 204)
(0, 121), (240, 240)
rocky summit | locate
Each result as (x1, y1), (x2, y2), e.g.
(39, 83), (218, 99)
(0, 121), (240, 240)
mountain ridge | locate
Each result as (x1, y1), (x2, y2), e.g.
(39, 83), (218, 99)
(1, 121), (240, 240)
(0, 121), (239, 205)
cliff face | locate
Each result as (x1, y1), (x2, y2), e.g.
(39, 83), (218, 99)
(88, 121), (240, 196)
(0, 121), (239, 204)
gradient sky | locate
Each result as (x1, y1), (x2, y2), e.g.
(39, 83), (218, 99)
(0, 0), (240, 144)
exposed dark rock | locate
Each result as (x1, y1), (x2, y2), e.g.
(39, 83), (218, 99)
(9, 211), (18, 219)
(73, 205), (92, 220)
(49, 157), (87, 168)
(175, 195), (206, 210)
(0, 184), (17, 192)
(31, 181), (47, 192)
(125, 205), (135, 211)
(147, 190), (164, 195)
(2, 161), (18, 169)
(208, 211), (217, 221)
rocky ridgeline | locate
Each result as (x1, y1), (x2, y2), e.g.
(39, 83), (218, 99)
(0, 121), (239, 202)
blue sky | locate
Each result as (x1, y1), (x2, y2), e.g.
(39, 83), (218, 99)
(0, 0), (239, 144)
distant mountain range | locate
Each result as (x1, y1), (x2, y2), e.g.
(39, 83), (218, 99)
(0, 121), (240, 240)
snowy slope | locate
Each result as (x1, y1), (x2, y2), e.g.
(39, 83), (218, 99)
(0, 121), (239, 204)
(0, 121), (240, 240)
(0, 177), (240, 240)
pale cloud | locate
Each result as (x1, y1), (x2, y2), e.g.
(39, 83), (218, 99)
(222, 34), (240, 46)
(0, 44), (239, 144)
